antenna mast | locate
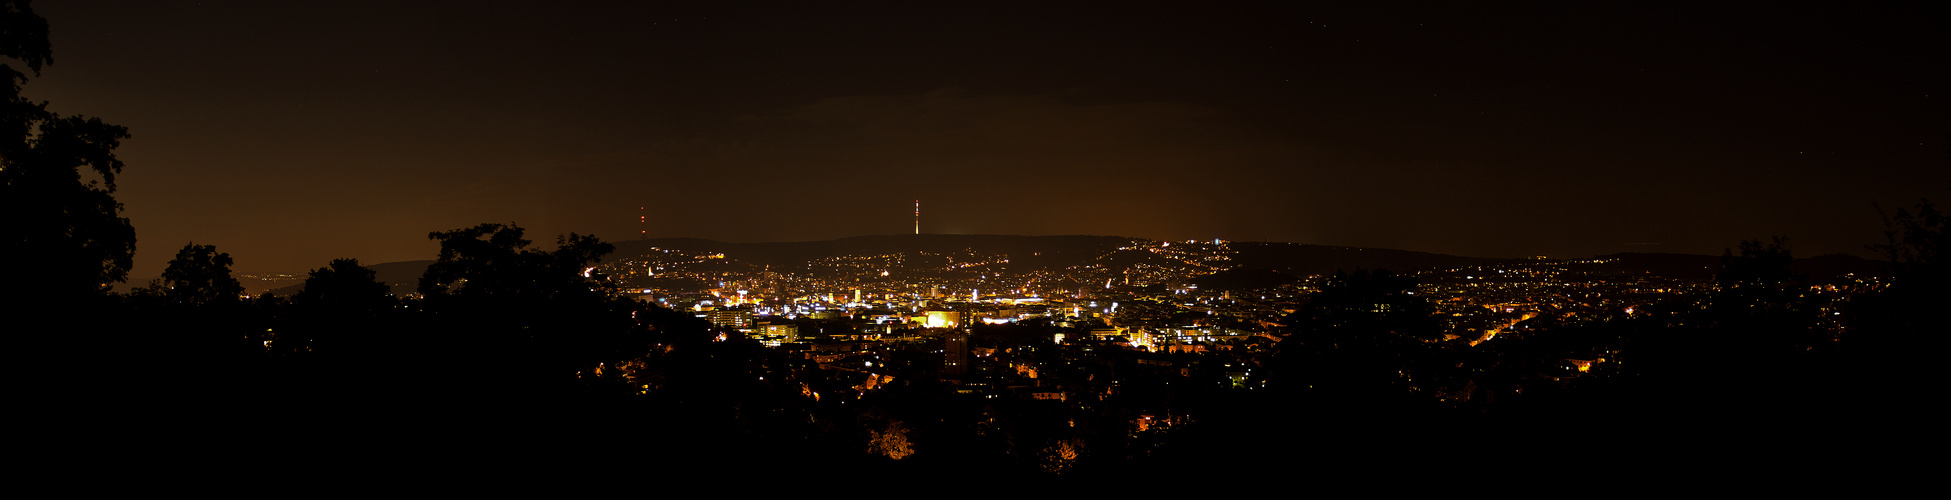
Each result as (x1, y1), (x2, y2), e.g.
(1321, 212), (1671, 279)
(914, 200), (920, 235)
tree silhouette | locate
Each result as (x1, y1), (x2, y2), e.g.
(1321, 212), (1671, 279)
(1269, 269), (1441, 411)
(159, 243), (243, 306)
(1284, 269), (1439, 344)
(1715, 237), (1799, 294)
(1866, 198), (1949, 335)
(1873, 200), (1947, 275)
(295, 258), (389, 312)
(1697, 236), (1833, 359)
(1, 1), (135, 302)
(1847, 191), (1949, 415)
(418, 223), (614, 302)
(416, 223), (630, 394)
(287, 258), (392, 356)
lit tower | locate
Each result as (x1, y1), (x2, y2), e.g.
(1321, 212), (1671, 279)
(914, 200), (920, 235)
(640, 206), (650, 278)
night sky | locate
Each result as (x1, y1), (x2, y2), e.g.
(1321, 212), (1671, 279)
(22, 1), (1947, 279)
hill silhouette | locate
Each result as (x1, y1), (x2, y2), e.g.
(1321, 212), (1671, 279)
(1224, 241), (1500, 276)
(1587, 252), (1884, 282)
(1191, 268), (1301, 291)
(613, 234), (1133, 270)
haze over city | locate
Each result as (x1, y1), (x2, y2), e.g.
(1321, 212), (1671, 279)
(21, 1), (1944, 277)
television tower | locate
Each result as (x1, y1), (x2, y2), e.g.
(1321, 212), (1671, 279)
(639, 206), (646, 239)
(914, 200), (920, 235)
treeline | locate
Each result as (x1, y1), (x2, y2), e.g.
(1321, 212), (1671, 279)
(53, 223), (844, 476)
(1183, 227), (1949, 478)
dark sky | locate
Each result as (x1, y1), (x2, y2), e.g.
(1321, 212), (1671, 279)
(22, 1), (1948, 277)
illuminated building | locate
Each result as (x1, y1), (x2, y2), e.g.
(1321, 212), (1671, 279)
(708, 308), (754, 329)
(754, 322), (798, 344)
(943, 331), (968, 376)
(925, 310), (962, 329)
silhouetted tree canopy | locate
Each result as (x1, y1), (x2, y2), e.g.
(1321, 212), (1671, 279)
(1286, 269), (1439, 343)
(281, 258), (393, 354)
(1699, 237), (1832, 358)
(1876, 199), (1947, 271)
(294, 258), (389, 312)
(1271, 269), (1441, 403)
(1715, 237), (1800, 294)
(414, 223), (637, 392)
(1849, 195), (1949, 392)
(159, 243), (243, 306)
(1, 0), (134, 302)
(418, 222), (615, 301)
(1870, 199), (1949, 308)
(0, 2), (50, 75)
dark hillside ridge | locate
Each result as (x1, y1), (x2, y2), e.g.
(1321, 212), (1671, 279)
(1225, 242), (1502, 276)
(614, 234), (1131, 269)
(1589, 252), (1885, 282)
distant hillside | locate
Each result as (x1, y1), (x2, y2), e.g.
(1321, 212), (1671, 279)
(612, 235), (1512, 276)
(1587, 252), (1885, 282)
(1585, 253), (1723, 281)
(613, 234), (1133, 270)
(1226, 242), (1502, 276)
(262, 236), (1887, 297)
(1191, 268), (1300, 291)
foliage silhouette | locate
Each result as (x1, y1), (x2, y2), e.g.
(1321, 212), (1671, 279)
(282, 258), (392, 357)
(0, 2), (51, 74)
(1, 0), (135, 303)
(1857, 199), (1950, 339)
(156, 243), (244, 306)
(1841, 191), (1950, 427)
(1265, 268), (1446, 435)
(1706, 237), (1823, 353)
(418, 222), (614, 301)
(415, 223), (641, 395)
(1315, 270), (1436, 337)
(295, 258), (389, 313)
(1873, 199), (1946, 273)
